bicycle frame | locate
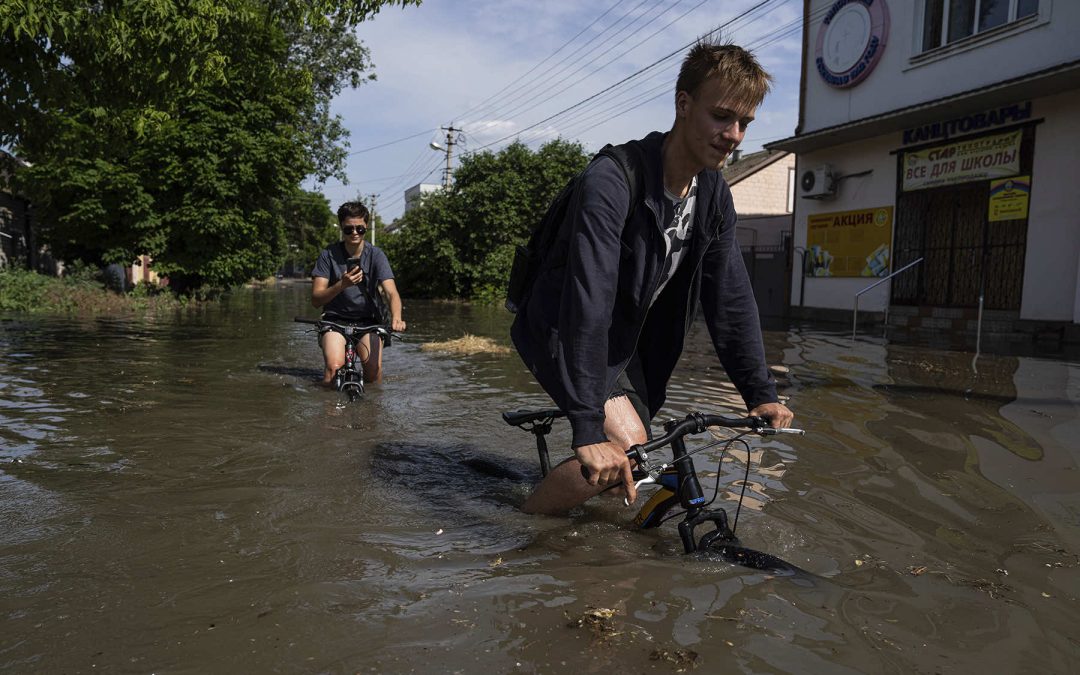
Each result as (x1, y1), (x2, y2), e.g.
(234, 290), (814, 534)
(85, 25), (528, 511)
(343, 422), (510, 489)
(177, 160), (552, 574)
(503, 409), (804, 557)
(295, 317), (393, 401)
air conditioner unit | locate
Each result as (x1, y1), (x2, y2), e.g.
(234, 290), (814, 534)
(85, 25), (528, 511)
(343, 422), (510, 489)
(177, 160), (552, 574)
(800, 165), (835, 199)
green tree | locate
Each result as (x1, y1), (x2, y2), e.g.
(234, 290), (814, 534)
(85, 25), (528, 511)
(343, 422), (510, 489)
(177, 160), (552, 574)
(383, 192), (467, 299)
(0, 0), (419, 292)
(283, 188), (337, 275)
(381, 139), (590, 301)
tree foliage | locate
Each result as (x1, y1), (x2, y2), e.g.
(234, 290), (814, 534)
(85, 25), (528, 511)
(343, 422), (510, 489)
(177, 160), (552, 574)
(282, 189), (338, 275)
(381, 139), (590, 302)
(0, 0), (419, 292)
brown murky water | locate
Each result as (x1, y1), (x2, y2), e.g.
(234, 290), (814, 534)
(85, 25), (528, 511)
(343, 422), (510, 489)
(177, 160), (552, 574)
(2, 282), (1078, 673)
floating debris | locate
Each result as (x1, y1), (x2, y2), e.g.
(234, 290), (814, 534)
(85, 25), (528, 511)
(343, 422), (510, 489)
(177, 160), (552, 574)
(650, 646), (699, 670)
(420, 334), (511, 355)
(566, 607), (620, 639)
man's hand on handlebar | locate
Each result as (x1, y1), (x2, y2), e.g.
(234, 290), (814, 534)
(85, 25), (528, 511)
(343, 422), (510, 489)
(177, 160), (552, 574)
(391, 318), (406, 332)
(575, 441), (637, 505)
(748, 401), (794, 429)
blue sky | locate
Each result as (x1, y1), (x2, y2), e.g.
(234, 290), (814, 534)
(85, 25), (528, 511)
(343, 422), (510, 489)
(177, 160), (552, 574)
(316, 0), (805, 221)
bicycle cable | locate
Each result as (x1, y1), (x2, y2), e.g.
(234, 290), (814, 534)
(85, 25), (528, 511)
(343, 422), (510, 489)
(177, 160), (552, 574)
(655, 431), (754, 531)
(593, 431), (734, 497)
(712, 436), (753, 536)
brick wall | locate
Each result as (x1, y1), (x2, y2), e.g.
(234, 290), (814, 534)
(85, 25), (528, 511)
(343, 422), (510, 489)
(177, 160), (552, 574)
(730, 154), (796, 216)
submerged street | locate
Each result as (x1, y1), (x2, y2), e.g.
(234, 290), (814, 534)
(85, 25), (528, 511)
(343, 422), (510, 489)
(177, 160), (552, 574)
(2, 282), (1078, 673)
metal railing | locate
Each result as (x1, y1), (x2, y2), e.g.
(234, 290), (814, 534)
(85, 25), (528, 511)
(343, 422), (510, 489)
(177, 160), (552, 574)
(852, 257), (924, 339)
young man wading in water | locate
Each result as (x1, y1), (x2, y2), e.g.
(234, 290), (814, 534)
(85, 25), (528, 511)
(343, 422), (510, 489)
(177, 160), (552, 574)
(311, 202), (406, 386)
(511, 39), (794, 515)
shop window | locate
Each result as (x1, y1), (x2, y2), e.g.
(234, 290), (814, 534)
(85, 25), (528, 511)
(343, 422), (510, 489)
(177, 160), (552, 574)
(920, 0), (1040, 53)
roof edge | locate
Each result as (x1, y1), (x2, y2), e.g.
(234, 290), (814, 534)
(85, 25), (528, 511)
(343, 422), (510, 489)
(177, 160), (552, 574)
(767, 58), (1080, 154)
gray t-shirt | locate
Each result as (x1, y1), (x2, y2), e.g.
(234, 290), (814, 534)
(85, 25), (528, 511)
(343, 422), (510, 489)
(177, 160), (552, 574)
(312, 241), (395, 321)
(651, 176), (697, 305)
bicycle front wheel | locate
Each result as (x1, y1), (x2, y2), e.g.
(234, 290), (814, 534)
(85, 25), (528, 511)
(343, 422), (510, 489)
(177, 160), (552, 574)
(341, 381), (363, 401)
(699, 539), (807, 577)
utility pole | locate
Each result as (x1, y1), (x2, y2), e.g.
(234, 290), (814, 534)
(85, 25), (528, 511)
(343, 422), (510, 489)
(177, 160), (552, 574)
(433, 125), (460, 189)
(367, 193), (378, 245)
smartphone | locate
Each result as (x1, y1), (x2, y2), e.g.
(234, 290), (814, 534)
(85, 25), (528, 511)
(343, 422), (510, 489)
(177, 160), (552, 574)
(345, 256), (363, 270)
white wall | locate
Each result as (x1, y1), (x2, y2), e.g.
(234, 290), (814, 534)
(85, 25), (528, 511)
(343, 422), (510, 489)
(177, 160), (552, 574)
(736, 214), (792, 248)
(1021, 89), (1080, 321)
(802, 0), (1077, 134)
(791, 134), (901, 312)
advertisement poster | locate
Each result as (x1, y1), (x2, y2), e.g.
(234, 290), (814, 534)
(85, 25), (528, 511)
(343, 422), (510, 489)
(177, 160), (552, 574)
(806, 206), (893, 277)
(988, 175), (1031, 222)
(902, 129), (1022, 191)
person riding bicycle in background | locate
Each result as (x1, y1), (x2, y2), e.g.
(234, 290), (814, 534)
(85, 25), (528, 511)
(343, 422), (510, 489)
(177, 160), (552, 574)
(312, 201), (406, 387)
(510, 38), (793, 515)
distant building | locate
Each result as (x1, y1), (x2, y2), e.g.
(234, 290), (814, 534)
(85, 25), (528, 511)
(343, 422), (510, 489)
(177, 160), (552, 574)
(769, 0), (1079, 343)
(722, 149), (796, 319)
(128, 255), (162, 287)
(723, 149), (796, 247)
(404, 183), (442, 213)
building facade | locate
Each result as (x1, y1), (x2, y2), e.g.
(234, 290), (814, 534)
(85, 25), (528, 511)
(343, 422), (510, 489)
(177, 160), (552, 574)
(403, 183), (442, 213)
(724, 149), (796, 248)
(769, 0), (1080, 341)
(723, 150), (796, 319)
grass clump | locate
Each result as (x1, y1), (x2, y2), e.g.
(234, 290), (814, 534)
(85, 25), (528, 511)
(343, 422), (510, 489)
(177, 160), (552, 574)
(0, 265), (189, 315)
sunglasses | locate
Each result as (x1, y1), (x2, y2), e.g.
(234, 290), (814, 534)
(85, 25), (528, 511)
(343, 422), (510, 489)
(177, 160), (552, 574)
(341, 225), (367, 235)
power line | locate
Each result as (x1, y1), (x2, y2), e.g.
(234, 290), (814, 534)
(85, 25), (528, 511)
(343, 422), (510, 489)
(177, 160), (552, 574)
(346, 128), (439, 156)
(526, 2), (809, 149)
(371, 129), (447, 199)
(474, 0), (662, 125)
(512, 0), (813, 151)
(454, 0), (632, 124)
(345, 0), (809, 220)
(514, 0), (812, 150)
(463, 0), (783, 148)
(504, 0), (710, 140)
(470, 0), (778, 154)
(376, 161), (445, 215)
(460, 0), (669, 140)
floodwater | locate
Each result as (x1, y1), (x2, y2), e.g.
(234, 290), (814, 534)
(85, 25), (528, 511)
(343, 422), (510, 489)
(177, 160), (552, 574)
(2, 282), (1078, 674)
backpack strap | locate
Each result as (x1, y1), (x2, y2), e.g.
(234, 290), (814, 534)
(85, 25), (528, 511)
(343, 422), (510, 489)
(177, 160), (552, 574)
(597, 142), (646, 215)
(504, 140), (647, 314)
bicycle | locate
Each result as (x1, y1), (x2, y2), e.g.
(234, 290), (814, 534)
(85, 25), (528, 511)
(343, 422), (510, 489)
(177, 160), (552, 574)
(503, 408), (808, 575)
(295, 317), (395, 401)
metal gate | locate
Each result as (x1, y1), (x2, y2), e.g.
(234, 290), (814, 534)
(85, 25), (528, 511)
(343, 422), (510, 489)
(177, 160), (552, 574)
(742, 239), (790, 318)
(891, 126), (1033, 310)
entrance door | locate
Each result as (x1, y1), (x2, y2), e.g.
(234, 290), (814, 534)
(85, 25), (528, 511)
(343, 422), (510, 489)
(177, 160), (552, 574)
(893, 183), (1027, 310)
(892, 127), (1033, 310)
(742, 239), (790, 319)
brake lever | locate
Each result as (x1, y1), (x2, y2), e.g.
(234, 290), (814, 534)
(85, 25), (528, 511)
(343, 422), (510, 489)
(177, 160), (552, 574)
(624, 473), (658, 507)
(756, 427), (805, 436)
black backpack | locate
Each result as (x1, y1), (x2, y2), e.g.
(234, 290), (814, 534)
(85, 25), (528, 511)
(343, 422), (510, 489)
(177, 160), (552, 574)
(504, 142), (645, 313)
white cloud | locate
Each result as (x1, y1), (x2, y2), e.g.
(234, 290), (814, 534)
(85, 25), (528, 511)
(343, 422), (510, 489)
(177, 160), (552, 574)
(318, 0), (806, 220)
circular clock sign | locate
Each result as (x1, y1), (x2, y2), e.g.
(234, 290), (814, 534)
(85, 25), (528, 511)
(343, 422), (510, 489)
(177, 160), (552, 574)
(815, 0), (890, 88)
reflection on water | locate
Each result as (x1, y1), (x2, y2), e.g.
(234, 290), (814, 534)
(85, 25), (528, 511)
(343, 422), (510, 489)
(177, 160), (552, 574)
(2, 283), (1079, 673)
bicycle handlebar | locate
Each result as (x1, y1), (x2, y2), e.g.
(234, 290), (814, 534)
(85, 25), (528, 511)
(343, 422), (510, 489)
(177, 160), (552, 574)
(578, 412), (804, 485)
(293, 317), (400, 343)
(626, 413), (803, 462)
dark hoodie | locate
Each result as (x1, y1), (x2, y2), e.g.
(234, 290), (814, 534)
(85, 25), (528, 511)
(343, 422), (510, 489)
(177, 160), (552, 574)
(510, 131), (777, 448)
